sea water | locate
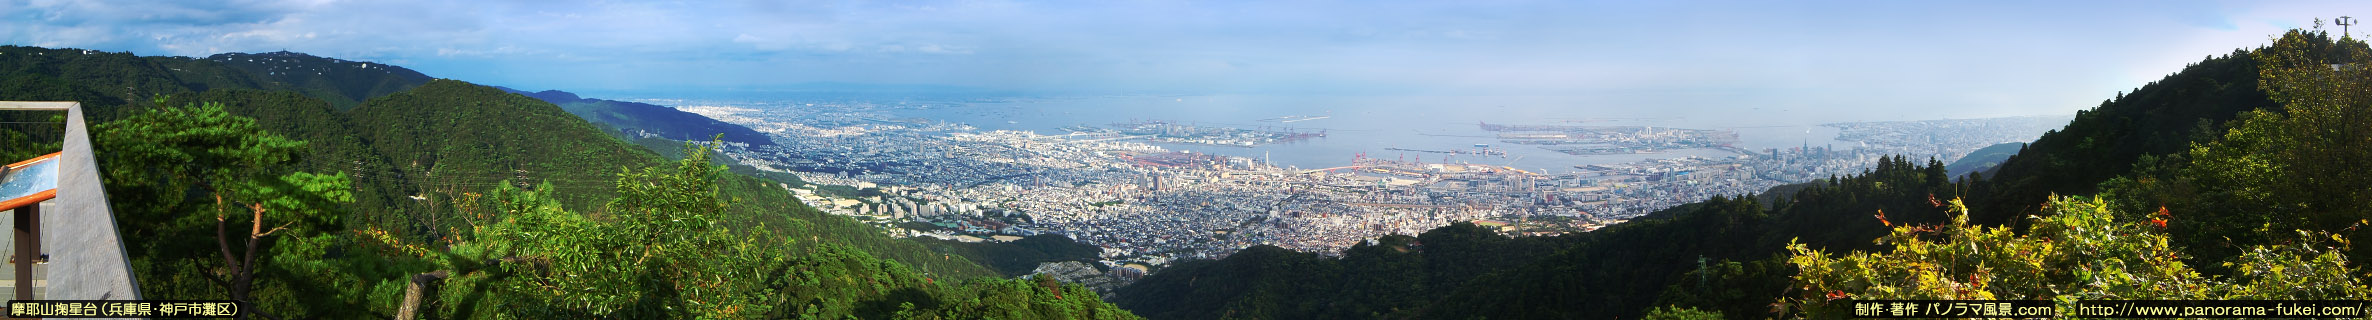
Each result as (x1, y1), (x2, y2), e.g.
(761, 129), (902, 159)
(880, 94), (1857, 173)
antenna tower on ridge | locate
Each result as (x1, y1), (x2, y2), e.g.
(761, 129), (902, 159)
(2340, 16), (2358, 38)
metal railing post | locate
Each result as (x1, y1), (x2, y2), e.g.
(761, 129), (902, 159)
(12, 205), (34, 301)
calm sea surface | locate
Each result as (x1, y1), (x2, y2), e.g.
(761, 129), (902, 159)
(879, 95), (1859, 174)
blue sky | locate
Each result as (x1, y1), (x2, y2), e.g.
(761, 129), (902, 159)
(4, 0), (2367, 117)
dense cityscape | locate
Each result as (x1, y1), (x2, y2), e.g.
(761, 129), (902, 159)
(667, 99), (2068, 274)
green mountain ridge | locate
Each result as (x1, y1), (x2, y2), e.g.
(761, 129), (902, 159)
(497, 86), (777, 147)
(1, 45), (1132, 318)
(204, 51), (434, 110)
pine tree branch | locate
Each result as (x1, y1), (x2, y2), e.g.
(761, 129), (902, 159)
(188, 256), (231, 290)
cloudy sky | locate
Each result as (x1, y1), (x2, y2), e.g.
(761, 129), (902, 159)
(4, 0), (2366, 116)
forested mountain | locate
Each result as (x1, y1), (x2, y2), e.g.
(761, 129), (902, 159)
(1111, 30), (2372, 319)
(1944, 141), (2022, 179)
(205, 51), (433, 110)
(500, 87), (777, 147)
(1969, 46), (2277, 227)
(0, 46), (1131, 318)
(351, 80), (653, 210)
(1, 46), (274, 119)
(922, 234), (1107, 277)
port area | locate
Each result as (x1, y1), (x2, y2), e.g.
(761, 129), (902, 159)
(1479, 122), (1740, 155)
(1258, 114), (1332, 123)
(1101, 120), (1325, 147)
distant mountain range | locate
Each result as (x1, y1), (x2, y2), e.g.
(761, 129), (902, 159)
(202, 50), (775, 147)
(496, 87), (776, 147)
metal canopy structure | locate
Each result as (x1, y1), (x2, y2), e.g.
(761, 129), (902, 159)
(0, 101), (141, 307)
(1, 152), (60, 303)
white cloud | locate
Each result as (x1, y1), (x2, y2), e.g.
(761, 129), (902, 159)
(915, 44), (970, 54)
(7, 0), (2371, 110)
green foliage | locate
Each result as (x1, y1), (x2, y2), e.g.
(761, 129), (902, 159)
(1976, 44), (2277, 228)
(92, 97), (360, 316)
(234, 171), (356, 226)
(516, 139), (745, 317)
(1109, 223), (1590, 319)
(0, 45), (407, 121)
(0, 72), (92, 159)
(923, 234), (1106, 277)
(2222, 29), (2372, 261)
(609, 140), (733, 242)
(1783, 195), (2370, 317)
(1109, 245), (1346, 319)
(351, 79), (660, 211)
(97, 98), (309, 194)
(416, 142), (1137, 319)
(1642, 305), (1725, 320)
(170, 89), (416, 238)
(2094, 29), (2372, 275)
(1651, 257), (1793, 319)
(0, 110), (61, 162)
(0, 46), (1035, 317)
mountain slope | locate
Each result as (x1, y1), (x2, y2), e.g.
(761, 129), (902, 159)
(205, 51), (432, 110)
(0, 46), (1095, 317)
(1971, 49), (2275, 226)
(165, 89), (416, 236)
(0, 46), (273, 118)
(1946, 141), (2023, 179)
(502, 87), (777, 147)
(351, 79), (656, 210)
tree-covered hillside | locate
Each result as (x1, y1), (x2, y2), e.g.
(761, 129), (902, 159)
(205, 51), (433, 110)
(350, 80), (654, 211)
(1970, 45), (2280, 227)
(0, 46), (1131, 318)
(0, 46), (276, 119)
